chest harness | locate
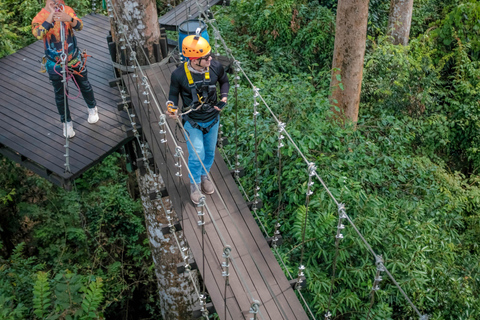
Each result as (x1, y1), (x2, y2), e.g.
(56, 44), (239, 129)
(183, 62), (219, 135)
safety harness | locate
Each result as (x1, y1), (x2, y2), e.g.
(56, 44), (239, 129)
(183, 62), (219, 135)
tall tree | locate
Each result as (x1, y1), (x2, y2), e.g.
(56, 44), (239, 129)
(387, 0), (414, 45)
(138, 172), (199, 319)
(330, 0), (370, 124)
(110, 0), (162, 65)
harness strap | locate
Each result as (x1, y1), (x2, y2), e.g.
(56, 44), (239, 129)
(184, 115), (219, 135)
(184, 62), (210, 85)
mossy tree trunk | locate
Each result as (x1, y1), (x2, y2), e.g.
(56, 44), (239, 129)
(330, 0), (370, 124)
(387, 0), (414, 45)
(138, 171), (199, 319)
(109, 0), (162, 65)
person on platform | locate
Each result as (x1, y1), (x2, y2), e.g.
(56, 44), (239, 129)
(167, 35), (229, 205)
(32, 0), (99, 138)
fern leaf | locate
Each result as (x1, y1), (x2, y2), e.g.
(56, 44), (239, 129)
(33, 271), (51, 319)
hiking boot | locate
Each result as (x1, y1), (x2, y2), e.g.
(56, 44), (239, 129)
(87, 106), (99, 124)
(190, 183), (204, 205)
(201, 175), (214, 194)
(63, 121), (75, 138)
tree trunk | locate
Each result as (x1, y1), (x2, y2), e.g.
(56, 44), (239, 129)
(387, 0), (414, 45)
(110, 0), (162, 65)
(330, 0), (370, 124)
(138, 171), (200, 319)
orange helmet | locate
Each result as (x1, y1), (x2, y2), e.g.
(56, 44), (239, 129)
(182, 35), (211, 59)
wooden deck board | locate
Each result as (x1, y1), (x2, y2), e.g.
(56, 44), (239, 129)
(123, 61), (309, 319)
(0, 66), (124, 150)
(212, 152), (308, 317)
(122, 70), (245, 319)
(0, 14), (132, 187)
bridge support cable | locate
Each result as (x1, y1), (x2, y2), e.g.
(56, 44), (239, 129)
(109, 9), (261, 319)
(58, 16), (71, 174)
(107, 2), (305, 318)
(195, 2), (430, 318)
(324, 203), (347, 320)
(272, 121), (286, 249)
(252, 87), (261, 211)
(366, 255), (385, 320)
(222, 245), (232, 319)
(197, 197), (209, 318)
(116, 81), (207, 318)
(296, 163), (316, 291)
(109, 12), (207, 318)
(233, 64), (241, 180)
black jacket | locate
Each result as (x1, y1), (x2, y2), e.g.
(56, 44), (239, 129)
(168, 59), (229, 123)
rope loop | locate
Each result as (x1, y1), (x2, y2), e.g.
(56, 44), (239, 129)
(249, 300), (260, 314)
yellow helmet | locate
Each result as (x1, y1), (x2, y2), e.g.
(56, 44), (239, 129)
(182, 35), (211, 59)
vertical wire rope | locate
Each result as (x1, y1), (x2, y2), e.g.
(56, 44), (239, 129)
(253, 87), (260, 210)
(273, 121), (285, 248)
(201, 12), (428, 318)
(233, 63), (240, 181)
(59, 16), (71, 173)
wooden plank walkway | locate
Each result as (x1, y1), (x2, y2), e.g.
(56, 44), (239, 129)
(123, 63), (310, 319)
(0, 14), (132, 189)
(159, 0), (224, 31)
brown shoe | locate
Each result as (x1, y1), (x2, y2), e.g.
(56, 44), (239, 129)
(190, 184), (204, 205)
(201, 175), (214, 195)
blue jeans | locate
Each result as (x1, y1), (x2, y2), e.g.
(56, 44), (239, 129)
(184, 117), (220, 184)
(48, 68), (96, 123)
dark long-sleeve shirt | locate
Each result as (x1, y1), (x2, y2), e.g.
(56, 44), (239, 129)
(168, 59), (229, 123)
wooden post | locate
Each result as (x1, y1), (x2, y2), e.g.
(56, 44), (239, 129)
(109, 0), (163, 65)
(330, 0), (370, 124)
(138, 171), (200, 319)
(387, 0), (414, 45)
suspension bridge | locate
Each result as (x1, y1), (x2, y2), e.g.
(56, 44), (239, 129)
(0, 0), (430, 319)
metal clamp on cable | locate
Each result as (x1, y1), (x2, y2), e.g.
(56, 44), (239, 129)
(166, 100), (177, 114)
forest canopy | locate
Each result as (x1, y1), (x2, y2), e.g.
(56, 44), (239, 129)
(0, 0), (479, 319)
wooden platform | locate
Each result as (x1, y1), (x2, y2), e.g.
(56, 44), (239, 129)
(0, 14), (132, 189)
(159, 0), (225, 31)
(123, 64), (309, 319)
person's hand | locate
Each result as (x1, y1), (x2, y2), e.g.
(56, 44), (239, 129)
(214, 98), (227, 112)
(53, 11), (73, 23)
(167, 109), (178, 120)
(45, 2), (56, 23)
(46, 1), (56, 12)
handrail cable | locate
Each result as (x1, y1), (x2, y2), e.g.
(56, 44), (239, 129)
(109, 11), (207, 319)
(197, 4), (428, 319)
(106, 3), (268, 318)
(115, 77), (206, 319)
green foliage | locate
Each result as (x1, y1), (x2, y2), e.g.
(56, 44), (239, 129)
(432, 0), (480, 58)
(220, 1), (480, 316)
(33, 271), (52, 319)
(0, 153), (161, 319)
(227, 0), (335, 73)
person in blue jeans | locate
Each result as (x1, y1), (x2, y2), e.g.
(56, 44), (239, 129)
(167, 35), (229, 204)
